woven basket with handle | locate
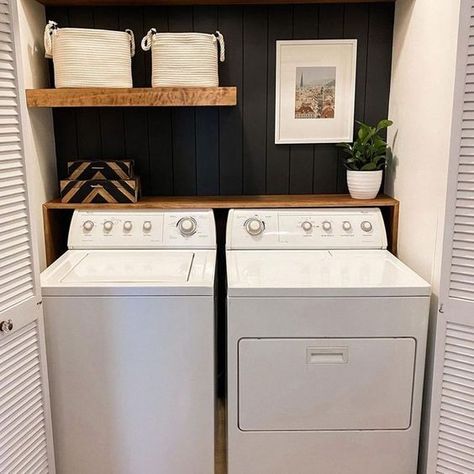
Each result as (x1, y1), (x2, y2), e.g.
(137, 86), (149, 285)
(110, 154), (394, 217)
(44, 21), (135, 88)
(141, 30), (225, 87)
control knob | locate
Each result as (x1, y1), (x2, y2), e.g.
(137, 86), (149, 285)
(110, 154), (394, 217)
(322, 221), (332, 232)
(361, 221), (373, 232)
(301, 221), (313, 232)
(123, 221), (133, 232)
(143, 221), (152, 232)
(342, 221), (352, 231)
(83, 220), (94, 232)
(177, 217), (197, 236)
(245, 217), (265, 236)
(103, 220), (113, 232)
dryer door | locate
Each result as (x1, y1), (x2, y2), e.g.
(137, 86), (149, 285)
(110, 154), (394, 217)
(238, 337), (416, 431)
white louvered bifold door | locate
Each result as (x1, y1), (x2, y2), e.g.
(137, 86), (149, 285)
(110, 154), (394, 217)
(0, 0), (55, 473)
(427, 1), (474, 472)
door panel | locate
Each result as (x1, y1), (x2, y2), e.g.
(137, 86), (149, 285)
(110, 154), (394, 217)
(239, 337), (416, 431)
(427, 0), (474, 471)
(0, 0), (54, 472)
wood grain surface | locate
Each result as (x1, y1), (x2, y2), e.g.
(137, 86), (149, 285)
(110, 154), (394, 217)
(40, 0), (394, 6)
(26, 87), (237, 107)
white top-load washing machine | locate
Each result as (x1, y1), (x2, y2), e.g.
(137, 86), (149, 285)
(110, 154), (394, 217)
(41, 210), (216, 474)
(226, 208), (431, 474)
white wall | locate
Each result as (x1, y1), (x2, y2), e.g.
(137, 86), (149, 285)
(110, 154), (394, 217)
(386, 0), (460, 471)
(17, 0), (57, 271)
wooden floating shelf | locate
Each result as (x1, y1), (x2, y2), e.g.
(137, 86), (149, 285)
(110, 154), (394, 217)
(43, 194), (399, 265)
(36, 0), (394, 6)
(26, 87), (237, 108)
(44, 194), (398, 210)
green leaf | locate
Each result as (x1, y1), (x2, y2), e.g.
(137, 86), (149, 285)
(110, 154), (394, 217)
(361, 162), (378, 171)
(375, 119), (393, 132)
(357, 125), (369, 141)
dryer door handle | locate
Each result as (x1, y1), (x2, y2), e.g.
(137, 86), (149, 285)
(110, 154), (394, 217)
(306, 346), (348, 364)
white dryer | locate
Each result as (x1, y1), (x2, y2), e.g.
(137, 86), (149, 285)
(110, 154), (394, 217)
(226, 208), (431, 474)
(41, 209), (216, 474)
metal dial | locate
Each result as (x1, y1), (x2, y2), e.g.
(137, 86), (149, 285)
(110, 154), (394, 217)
(83, 220), (94, 232)
(177, 217), (197, 236)
(143, 221), (152, 232)
(361, 221), (373, 232)
(103, 220), (113, 232)
(342, 221), (352, 231)
(322, 221), (332, 232)
(245, 217), (265, 236)
(123, 221), (133, 232)
(301, 221), (313, 232)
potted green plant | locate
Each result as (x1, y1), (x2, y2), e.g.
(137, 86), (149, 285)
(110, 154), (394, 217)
(337, 119), (393, 199)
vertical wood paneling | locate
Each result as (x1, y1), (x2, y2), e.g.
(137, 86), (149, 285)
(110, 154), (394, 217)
(218, 6), (243, 195)
(242, 7), (268, 194)
(290, 5), (318, 194)
(169, 7), (197, 194)
(145, 7), (174, 195)
(47, 4), (394, 197)
(194, 7), (220, 195)
(265, 6), (292, 194)
(365, 3), (394, 128)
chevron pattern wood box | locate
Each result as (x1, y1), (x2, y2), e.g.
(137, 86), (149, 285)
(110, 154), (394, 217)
(60, 178), (140, 203)
(67, 160), (134, 180)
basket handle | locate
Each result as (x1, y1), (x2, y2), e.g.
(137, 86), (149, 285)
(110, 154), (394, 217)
(215, 31), (225, 62)
(125, 29), (135, 58)
(44, 20), (58, 59)
(141, 28), (157, 51)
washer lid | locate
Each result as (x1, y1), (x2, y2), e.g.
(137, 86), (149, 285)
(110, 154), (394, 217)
(226, 249), (431, 297)
(61, 251), (194, 284)
(41, 249), (216, 296)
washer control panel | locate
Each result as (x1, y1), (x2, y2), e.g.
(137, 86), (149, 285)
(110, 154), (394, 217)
(68, 210), (216, 249)
(226, 208), (387, 249)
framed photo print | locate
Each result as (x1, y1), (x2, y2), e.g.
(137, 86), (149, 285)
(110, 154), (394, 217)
(275, 39), (357, 144)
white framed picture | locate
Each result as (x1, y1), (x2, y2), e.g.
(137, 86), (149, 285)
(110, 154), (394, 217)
(275, 39), (357, 144)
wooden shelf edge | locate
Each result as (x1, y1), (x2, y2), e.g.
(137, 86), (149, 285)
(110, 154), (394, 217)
(37, 0), (395, 6)
(43, 193), (399, 210)
(26, 87), (237, 108)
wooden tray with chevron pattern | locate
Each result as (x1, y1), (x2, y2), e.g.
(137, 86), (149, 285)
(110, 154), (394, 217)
(60, 178), (140, 203)
(67, 160), (134, 180)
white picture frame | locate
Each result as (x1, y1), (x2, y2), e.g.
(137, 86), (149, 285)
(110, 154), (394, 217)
(275, 39), (357, 144)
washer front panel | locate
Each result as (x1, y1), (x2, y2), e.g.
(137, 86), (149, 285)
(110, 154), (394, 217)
(226, 208), (387, 250)
(68, 209), (216, 249)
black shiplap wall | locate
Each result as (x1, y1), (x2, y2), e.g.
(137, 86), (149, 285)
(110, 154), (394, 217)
(47, 3), (394, 196)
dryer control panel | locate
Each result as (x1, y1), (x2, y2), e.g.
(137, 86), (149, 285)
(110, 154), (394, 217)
(226, 208), (387, 250)
(68, 210), (216, 249)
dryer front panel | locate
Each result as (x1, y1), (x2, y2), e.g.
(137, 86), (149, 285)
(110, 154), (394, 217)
(238, 337), (416, 431)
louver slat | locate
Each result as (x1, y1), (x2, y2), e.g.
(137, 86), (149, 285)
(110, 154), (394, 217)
(0, 8), (33, 311)
(450, 10), (474, 301)
(436, 322), (474, 471)
(0, 323), (49, 473)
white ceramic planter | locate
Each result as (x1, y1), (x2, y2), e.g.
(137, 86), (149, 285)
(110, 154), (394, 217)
(347, 169), (383, 199)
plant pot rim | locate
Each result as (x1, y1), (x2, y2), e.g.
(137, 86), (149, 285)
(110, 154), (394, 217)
(346, 169), (383, 173)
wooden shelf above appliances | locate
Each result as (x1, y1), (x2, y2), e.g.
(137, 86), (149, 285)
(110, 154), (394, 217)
(26, 87), (237, 108)
(35, 0), (395, 6)
(44, 193), (399, 210)
(43, 194), (400, 265)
